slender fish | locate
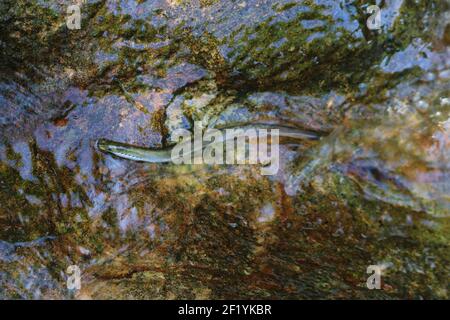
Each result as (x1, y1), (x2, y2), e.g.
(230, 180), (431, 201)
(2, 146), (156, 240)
(97, 124), (323, 163)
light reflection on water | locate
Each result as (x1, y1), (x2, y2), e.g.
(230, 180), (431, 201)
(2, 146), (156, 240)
(0, 0), (449, 299)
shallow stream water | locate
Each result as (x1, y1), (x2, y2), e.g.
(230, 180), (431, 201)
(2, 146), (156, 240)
(0, 0), (449, 299)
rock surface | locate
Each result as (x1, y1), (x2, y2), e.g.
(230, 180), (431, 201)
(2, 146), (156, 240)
(0, 0), (449, 299)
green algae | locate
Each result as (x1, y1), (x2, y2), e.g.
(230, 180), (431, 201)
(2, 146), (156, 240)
(0, 0), (449, 300)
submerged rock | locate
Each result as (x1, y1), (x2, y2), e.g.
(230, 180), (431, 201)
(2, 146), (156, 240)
(0, 0), (449, 299)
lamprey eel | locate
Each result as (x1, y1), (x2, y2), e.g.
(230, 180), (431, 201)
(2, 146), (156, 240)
(97, 139), (174, 163)
(97, 124), (324, 163)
